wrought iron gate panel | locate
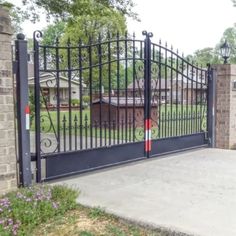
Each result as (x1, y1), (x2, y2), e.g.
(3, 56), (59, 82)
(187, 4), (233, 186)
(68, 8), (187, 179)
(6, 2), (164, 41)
(149, 42), (208, 140)
(28, 31), (210, 182)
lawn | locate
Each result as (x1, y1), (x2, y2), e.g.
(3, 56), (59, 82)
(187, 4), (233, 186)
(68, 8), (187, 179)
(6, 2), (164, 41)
(30, 105), (207, 141)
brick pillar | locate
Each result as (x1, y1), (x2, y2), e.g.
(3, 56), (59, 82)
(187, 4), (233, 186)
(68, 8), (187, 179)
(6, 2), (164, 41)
(0, 8), (17, 194)
(214, 64), (236, 149)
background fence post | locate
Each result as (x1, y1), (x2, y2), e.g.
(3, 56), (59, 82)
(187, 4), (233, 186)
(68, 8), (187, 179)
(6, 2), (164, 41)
(207, 64), (216, 148)
(15, 33), (32, 186)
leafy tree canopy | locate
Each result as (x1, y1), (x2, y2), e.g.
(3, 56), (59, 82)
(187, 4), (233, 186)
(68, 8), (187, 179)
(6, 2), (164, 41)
(22, 0), (139, 23)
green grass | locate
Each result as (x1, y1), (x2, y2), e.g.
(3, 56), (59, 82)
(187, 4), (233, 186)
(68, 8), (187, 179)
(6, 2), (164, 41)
(32, 205), (187, 236)
(30, 105), (207, 141)
(0, 185), (79, 236)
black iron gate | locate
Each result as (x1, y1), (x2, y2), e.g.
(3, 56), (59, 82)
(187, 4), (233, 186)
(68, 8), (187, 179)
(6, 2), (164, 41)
(15, 31), (213, 183)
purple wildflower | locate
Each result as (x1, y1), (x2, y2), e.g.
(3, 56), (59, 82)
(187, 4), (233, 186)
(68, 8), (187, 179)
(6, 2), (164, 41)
(25, 198), (32, 202)
(7, 218), (13, 225)
(52, 202), (58, 209)
(12, 223), (20, 235)
(0, 198), (10, 208)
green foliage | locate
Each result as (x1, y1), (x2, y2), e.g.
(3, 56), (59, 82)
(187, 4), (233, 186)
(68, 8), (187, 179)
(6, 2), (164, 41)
(0, 184), (79, 236)
(71, 98), (80, 106)
(28, 91), (44, 119)
(191, 47), (220, 67)
(106, 225), (127, 236)
(79, 231), (94, 236)
(22, 0), (138, 22)
(82, 95), (90, 104)
(42, 21), (66, 45)
(88, 207), (106, 219)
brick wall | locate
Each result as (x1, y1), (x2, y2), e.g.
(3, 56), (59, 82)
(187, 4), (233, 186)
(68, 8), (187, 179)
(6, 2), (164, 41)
(0, 8), (17, 195)
(214, 64), (236, 149)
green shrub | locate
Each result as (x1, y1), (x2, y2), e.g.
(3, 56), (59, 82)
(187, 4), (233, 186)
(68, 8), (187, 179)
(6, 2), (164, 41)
(0, 184), (79, 236)
(71, 99), (80, 106)
(82, 96), (90, 104)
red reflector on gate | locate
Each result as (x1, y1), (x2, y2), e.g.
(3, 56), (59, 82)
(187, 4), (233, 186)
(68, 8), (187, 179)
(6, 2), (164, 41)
(25, 105), (30, 114)
(145, 140), (151, 152)
(145, 119), (151, 129)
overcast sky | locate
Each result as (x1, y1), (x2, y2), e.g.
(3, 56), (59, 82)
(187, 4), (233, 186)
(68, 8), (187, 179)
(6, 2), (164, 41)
(10, 0), (236, 55)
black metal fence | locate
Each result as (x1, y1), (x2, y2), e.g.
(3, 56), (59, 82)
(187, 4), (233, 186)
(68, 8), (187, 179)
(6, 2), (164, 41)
(15, 30), (211, 182)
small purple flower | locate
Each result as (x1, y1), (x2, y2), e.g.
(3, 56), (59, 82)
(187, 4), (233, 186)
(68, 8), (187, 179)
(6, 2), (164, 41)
(25, 198), (32, 202)
(0, 208), (3, 213)
(0, 198), (10, 208)
(7, 218), (13, 225)
(12, 223), (20, 235)
(52, 202), (58, 209)
(0, 219), (5, 225)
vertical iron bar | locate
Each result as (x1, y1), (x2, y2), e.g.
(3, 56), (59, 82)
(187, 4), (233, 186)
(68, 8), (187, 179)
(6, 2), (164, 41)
(63, 115), (66, 151)
(78, 39), (83, 150)
(85, 114), (88, 149)
(33, 31), (42, 183)
(113, 120), (116, 145)
(164, 43), (168, 138)
(108, 33), (112, 146)
(132, 33), (136, 142)
(74, 115), (78, 150)
(95, 120), (98, 148)
(89, 37), (93, 148)
(170, 47), (173, 137)
(104, 121), (107, 146)
(176, 51), (179, 136)
(200, 68), (203, 133)
(98, 34), (103, 147)
(116, 32), (120, 144)
(55, 38), (61, 152)
(67, 39), (72, 150)
(158, 43), (162, 138)
(186, 62), (189, 134)
(191, 64), (194, 134)
(195, 67), (199, 132)
(43, 47), (46, 71)
(181, 56), (184, 136)
(125, 32), (128, 143)
(121, 118), (124, 143)
(143, 31), (152, 158)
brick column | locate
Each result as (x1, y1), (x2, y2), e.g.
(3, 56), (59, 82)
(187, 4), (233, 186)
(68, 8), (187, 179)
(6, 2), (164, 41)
(214, 64), (236, 149)
(0, 8), (17, 194)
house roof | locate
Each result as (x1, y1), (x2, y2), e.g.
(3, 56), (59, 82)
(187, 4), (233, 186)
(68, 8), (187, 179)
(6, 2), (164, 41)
(128, 78), (206, 90)
(128, 79), (171, 90)
(28, 63), (86, 88)
(92, 96), (158, 107)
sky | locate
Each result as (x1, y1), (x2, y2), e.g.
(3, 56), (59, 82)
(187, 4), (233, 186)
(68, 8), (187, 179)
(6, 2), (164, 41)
(9, 0), (236, 55)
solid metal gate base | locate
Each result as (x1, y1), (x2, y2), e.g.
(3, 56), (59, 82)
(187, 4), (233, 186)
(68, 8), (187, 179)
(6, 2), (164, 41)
(44, 133), (207, 181)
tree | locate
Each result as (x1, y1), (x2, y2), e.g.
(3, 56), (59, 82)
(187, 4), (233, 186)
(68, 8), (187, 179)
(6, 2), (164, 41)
(191, 47), (220, 67)
(22, 0), (138, 22)
(41, 21), (66, 45)
(39, 7), (128, 90)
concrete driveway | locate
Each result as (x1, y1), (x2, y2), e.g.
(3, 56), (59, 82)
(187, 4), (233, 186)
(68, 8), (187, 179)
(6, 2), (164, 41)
(55, 148), (236, 236)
